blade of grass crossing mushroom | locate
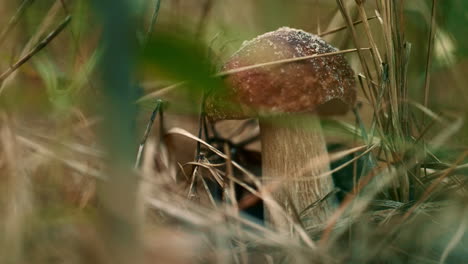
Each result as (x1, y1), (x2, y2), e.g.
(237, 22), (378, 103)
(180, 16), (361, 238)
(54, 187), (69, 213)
(223, 143), (237, 209)
(378, 2), (403, 141)
(16, 135), (105, 180)
(216, 48), (368, 77)
(223, 143), (249, 264)
(138, 48), (367, 102)
(183, 162), (224, 188)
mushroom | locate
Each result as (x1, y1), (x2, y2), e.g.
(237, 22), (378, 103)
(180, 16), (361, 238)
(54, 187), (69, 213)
(205, 27), (356, 230)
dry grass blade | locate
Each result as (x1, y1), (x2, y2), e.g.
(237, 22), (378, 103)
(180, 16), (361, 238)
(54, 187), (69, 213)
(0, 0), (34, 46)
(320, 162), (395, 245)
(439, 212), (468, 264)
(401, 150), (468, 221)
(147, 197), (213, 226)
(137, 48), (369, 102)
(0, 114), (33, 263)
(184, 161), (225, 187)
(146, 190), (296, 247)
(216, 48), (370, 77)
(166, 127), (317, 249)
(335, 0), (375, 90)
(167, 127), (261, 186)
(0, 15), (71, 83)
(0, 0), (63, 94)
(16, 125), (103, 157)
(318, 16), (378, 37)
(405, 99), (446, 124)
(423, 0), (438, 110)
(16, 135), (105, 180)
(355, 1), (383, 75)
(135, 99), (164, 168)
(425, 163), (468, 181)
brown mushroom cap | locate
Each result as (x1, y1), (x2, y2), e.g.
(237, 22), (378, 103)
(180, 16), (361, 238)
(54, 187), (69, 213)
(206, 27), (356, 121)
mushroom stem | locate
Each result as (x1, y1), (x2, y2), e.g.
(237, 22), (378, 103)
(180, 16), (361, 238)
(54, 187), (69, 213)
(259, 116), (336, 230)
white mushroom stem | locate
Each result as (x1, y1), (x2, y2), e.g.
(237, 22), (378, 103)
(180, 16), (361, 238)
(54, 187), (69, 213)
(259, 116), (336, 230)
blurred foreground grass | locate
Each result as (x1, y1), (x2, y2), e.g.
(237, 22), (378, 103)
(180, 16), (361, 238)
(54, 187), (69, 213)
(0, 0), (468, 263)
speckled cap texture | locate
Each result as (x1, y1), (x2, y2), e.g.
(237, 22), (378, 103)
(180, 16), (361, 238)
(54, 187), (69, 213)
(206, 27), (356, 121)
